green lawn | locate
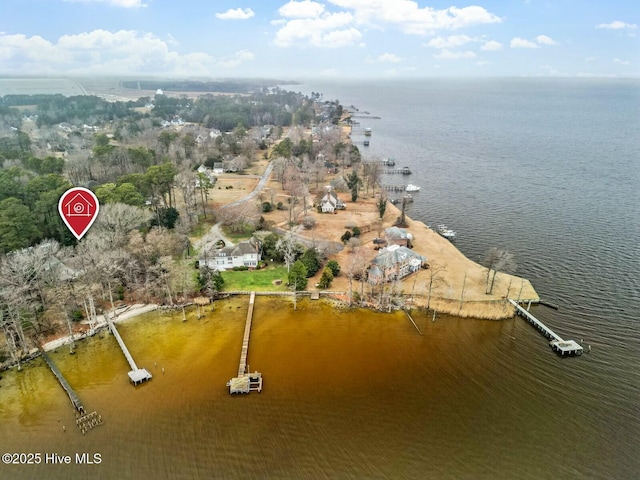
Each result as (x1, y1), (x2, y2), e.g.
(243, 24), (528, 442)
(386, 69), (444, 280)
(221, 264), (289, 291)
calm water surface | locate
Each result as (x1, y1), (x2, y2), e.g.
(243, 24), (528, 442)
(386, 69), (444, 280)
(1, 79), (639, 479)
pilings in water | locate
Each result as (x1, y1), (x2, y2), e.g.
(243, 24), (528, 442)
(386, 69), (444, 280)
(41, 351), (104, 433)
(107, 319), (152, 385)
(227, 292), (263, 394)
(508, 299), (582, 356)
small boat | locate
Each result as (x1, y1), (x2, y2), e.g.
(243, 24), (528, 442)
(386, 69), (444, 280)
(363, 139), (370, 146)
(364, 127), (372, 136)
(405, 184), (420, 192)
(382, 157), (396, 166)
(437, 224), (456, 241)
(403, 194), (413, 203)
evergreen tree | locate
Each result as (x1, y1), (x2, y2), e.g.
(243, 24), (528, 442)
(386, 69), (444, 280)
(288, 260), (308, 291)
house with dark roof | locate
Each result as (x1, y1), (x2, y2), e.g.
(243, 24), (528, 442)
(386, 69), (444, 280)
(367, 244), (426, 285)
(200, 240), (261, 271)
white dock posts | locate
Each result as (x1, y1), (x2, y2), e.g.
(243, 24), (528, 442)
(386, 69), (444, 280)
(108, 319), (152, 385)
(227, 292), (263, 394)
(508, 299), (583, 356)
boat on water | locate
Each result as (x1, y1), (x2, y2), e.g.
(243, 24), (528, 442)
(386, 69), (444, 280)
(364, 139), (370, 146)
(382, 157), (396, 166)
(437, 224), (456, 241)
(364, 127), (372, 136)
(406, 184), (420, 192)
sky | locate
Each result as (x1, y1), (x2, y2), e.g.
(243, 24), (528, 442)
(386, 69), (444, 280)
(0, 0), (638, 79)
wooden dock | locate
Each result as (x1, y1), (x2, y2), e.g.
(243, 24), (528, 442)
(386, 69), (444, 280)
(227, 292), (263, 394)
(41, 351), (104, 433)
(41, 351), (84, 413)
(108, 319), (152, 385)
(508, 299), (583, 356)
(383, 168), (412, 175)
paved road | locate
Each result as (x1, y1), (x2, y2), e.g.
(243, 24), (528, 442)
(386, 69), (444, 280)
(198, 163), (274, 251)
(200, 162), (343, 255)
(272, 226), (344, 255)
(222, 162), (274, 210)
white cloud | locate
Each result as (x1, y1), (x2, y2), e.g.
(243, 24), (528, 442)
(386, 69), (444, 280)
(536, 35), (557, 45)
(365, 53), (402, 63)
(278, 1), (325, 18)
(584, 56), (597, 62)
(434, 49), (476, 59)
(274, 12), (361, 48)
(596, 21), (637, 30)
(0, 30), (253, 76)
(510, 37), (539, 48)
(215, 8), (255, 20)
(217, 50), (255, 68)
(63, 0), (147, 7)
(613, 58), (630, 65)
(425, 35), (474, 49)
(327, 1), (501, 34)
(481, 40), (502, 51)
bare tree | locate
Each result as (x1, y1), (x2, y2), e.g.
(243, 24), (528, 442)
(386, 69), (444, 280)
(91, 203), (152, 248)
(344, 247), (368, 306)
(276, 232), (298, 273)
(483, 248), (517, 294)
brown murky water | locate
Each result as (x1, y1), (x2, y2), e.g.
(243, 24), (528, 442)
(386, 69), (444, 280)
(0, 298), (637, 479)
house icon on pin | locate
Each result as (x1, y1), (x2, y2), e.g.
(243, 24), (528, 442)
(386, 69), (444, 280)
(63, 192), (94, 217)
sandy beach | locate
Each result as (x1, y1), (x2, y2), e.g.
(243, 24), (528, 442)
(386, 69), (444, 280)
(40, 304), (159, 352)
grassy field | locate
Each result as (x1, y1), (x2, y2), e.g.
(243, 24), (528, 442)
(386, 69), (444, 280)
(221, 264), (289, 291)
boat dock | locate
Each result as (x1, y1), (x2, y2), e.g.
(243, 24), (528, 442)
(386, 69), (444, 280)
(108, 319), (152, 385)
(227, 292), (263, 394)
(41, 351), (84, 413)
(508, 299), (583, 356)
(41, 351), (104, 433)
(383, 167), (412, 175)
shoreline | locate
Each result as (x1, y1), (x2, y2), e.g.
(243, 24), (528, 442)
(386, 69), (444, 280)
(40, 303), (160, 353)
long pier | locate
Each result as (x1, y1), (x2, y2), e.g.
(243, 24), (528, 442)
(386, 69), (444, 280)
(41, 351), (104, 433)
(227, 292), (263, 394)
(508, 299), (582, 356)
(108, 319), (152, 385)
(238, 292), (255, 377)
(41, 351), (84, 413)
(383, 168), (412, 175)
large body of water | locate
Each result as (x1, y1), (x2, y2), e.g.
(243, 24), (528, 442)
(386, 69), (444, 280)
(1, 78), (639, 479)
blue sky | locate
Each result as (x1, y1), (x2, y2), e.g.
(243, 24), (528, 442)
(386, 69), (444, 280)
(1, 0), (638, 79)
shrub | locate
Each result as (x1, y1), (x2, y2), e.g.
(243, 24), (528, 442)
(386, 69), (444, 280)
(302, 215), (316, 229)
(326, 260), (341, 277)
(232, 266), (249, 271)
(318, 267), (334, 289)
(352, 226), (361, 237)
(262, 202), (273, 213)
(341, 230), (352, 244)
(300, 248), (321, 277)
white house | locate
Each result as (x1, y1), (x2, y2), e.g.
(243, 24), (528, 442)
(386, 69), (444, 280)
(320, 188), (345, 213)
(200, 240), (261, 271)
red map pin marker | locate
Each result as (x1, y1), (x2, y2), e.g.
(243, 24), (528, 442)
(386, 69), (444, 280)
(58, 187), (100, 240)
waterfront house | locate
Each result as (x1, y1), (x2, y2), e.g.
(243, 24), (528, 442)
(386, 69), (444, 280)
(384, 226), (412, 247)
(320, 188), (345, 213)
(367, 245), (426, 285)
(200, 240), (261, 271)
